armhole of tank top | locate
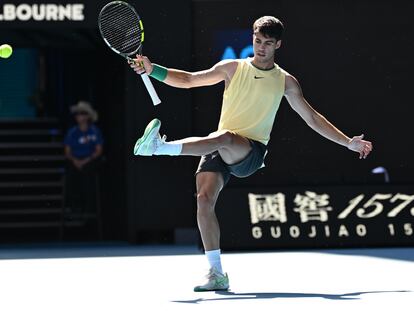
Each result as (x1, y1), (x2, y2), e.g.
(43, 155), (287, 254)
(224, 60), (242, 93)
(278, 67), (287, 96)
(281, 70), (286, 95)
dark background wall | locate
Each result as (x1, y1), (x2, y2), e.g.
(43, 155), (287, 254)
(124, 0), (195, 242)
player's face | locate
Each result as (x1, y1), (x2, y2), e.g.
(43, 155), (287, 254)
(253, 32), (281, 63)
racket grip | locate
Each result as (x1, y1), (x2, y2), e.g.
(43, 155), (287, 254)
(141, 73), (161, 106)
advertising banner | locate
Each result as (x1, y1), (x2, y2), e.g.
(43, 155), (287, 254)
(217, 185), (414, 250)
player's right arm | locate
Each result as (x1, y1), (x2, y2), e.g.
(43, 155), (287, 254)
(131, 55), (237, 89)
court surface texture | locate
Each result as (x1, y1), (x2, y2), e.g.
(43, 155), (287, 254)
(0, 244), (412, 311)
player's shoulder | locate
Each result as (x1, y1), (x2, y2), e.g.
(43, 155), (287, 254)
(277, 65), (291, 78)
(279, 68), (298, 84)
(281, 69), (302, 94)
(214, 58), (240, 70)
(212, 59), (240, 80)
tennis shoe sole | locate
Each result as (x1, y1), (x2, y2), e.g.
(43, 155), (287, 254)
(133, 118), (161, 156)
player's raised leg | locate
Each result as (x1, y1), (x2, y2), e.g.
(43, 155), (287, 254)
(134, 118), (252, 164)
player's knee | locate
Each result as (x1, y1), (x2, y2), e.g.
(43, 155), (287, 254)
(197, 192), (215, 212)
(216, 130), (234, 147)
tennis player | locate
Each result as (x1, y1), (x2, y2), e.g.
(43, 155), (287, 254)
(130, 16), (373, 291)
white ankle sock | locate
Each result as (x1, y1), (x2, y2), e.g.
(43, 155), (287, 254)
(154, 141), (182, 156)
(205, 249), (223, 274)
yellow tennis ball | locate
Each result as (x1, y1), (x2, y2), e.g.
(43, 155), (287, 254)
(0, 44), (13, 59)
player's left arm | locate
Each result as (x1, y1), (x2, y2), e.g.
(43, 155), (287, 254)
(284, 73), (373, 159)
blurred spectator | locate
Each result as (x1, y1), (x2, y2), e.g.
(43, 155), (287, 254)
(64, 101), (103, 216)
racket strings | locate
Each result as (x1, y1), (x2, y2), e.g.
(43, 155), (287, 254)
(99, 3), (142, 55)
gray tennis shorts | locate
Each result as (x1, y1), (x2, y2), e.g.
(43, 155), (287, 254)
(195, 139), (267, 185)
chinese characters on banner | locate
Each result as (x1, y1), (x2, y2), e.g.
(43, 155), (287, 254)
(249, 191), (414, 240)
(217, 186), (414, 250)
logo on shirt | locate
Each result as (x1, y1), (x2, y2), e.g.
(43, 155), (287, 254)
(254, 76), (264, 79)
(78, 135), (97, 144)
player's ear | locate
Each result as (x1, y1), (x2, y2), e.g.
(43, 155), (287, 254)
(275, 40), (282, 50)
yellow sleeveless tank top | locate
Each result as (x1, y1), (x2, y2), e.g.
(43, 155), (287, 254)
(218, 58), (285, 145)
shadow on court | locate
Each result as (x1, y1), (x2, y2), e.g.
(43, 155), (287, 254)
(172, 290), (411, 304)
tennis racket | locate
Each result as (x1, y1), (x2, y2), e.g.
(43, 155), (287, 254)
(98, 1), (161, 106)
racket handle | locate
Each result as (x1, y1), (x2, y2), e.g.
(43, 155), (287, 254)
(141, 73), (161, 106)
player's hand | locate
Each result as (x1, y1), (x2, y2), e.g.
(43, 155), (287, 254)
(72, 158), (84, 170)
(347, 134), (373, 159)
(79, 158), (90, 167)
(130, 54), (153, 75)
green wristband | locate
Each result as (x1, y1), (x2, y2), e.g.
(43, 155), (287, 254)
(149, 64), (168, 82)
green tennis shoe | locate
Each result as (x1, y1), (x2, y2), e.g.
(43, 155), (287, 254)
(194, 268), (230, 292)
(133, 118), (163, 156)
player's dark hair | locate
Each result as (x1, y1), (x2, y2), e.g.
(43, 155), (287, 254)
(253, 16), (284, 41)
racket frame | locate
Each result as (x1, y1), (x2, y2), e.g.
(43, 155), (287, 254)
(98, 1), (161, 105)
